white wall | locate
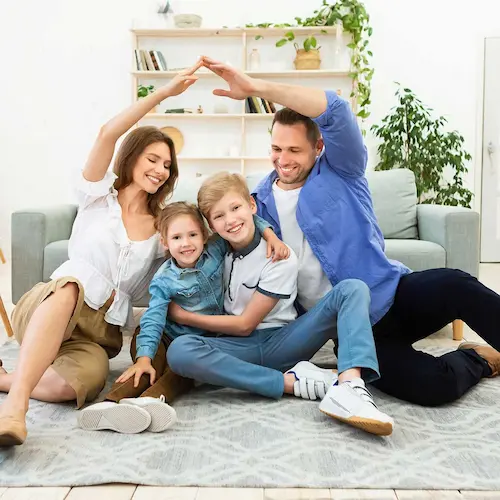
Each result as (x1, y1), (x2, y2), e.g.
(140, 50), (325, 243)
(1, 0), (499, 257)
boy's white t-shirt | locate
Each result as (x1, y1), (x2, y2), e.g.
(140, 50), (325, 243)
(223, 230), (298, 329)
(272, 180), (332, 311)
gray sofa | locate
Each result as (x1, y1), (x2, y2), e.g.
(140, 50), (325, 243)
(11, 169), (480, 316)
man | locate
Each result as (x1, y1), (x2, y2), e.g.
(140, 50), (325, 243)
(201, 55), (500, 406)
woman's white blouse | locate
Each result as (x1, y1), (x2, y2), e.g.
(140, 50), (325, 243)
(51, 170), (165, 328)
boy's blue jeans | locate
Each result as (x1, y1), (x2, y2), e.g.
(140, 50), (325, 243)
(167, 279), (379, 399)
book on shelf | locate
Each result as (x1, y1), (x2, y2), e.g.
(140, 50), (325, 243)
(135, 49), (167, 71)
(245, 97), (275, 114)
(156, 51), (168, 70)
(144, 50), (155, 71)
(134, 50), (141, 71)
(150, 51), (160, 71)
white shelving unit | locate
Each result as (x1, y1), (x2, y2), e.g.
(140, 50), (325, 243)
(131, 27), (353, 175)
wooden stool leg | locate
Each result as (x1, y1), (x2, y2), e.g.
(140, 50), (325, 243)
(0, 295), (14, 338)
(452, 319), (464, 341)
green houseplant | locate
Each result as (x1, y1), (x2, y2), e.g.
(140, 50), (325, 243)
(246, 0), (373, 120)
(137, 84), (156, 98)
(137, 84), (157, 113)
(371, 85), (473, 208)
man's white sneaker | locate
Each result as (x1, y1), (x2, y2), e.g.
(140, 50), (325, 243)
(119, 395), (177, 432)
(319, 378), (394, 436)
(77, 402), (151, 434)
(286, 361), (338, 401)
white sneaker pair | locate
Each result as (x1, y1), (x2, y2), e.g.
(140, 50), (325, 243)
(77, 395), (177, 434)
(287, 361), (394, 436)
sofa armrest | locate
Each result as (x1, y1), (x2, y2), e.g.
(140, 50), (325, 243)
(11, 205), (78, 303)
(417, 204), (480, 278)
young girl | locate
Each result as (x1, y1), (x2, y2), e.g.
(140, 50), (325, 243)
(0, 61), (205, 447)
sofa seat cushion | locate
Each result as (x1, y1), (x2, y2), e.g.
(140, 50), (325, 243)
(384, 239), (445, 272)
(43, 240), (70, 281)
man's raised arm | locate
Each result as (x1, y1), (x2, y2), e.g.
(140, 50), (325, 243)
(202, 56), (366, 177)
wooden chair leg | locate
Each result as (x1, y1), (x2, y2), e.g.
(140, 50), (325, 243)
(452, 319), (464, 342)
(0, 294), (14, 338)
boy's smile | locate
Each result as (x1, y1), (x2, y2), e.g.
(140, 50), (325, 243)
(208, 192), (257, 250)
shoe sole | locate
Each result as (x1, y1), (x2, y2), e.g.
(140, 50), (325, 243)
(458, 343), (499, 377)
(77, 405), (151, 434)
(0, 432), (25, 446)
(320, 407), (393, 436)
(120, 400), (177, 433)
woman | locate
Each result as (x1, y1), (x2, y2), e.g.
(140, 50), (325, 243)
(0, 60), (203, 446)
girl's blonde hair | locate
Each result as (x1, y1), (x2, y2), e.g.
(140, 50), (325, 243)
(156, 202), (209, 242)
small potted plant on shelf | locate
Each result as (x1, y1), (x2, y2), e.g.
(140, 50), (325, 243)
(275, 32), (322, 70)
(137, 84), (157, 113)
(294, 38), (321, 70)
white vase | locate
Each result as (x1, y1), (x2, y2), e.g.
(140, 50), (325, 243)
(249, 49), (260, 71)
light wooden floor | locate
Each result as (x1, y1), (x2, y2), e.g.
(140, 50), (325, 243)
(1, 262), (500, 500)
(1, 486), (500, 499)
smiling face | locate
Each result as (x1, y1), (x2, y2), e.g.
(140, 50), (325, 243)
(162, 214), (206, 268)
(207, 191), (257, 250)
(270, 121), (323, 190)
(131, 141), (172, 194)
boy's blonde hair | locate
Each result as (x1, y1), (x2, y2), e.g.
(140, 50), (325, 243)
(156, 201), (209, 242)
(197, 171), (252, 219)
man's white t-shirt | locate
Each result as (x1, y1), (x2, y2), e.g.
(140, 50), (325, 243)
(272, 180), (333, 311)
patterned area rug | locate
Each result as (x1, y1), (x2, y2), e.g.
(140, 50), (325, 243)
(1, 340), (500, 489)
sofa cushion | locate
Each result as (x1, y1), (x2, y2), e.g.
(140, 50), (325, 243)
(384, 239), (445, 272)
(43, 240), (70, 281)
(367, 169), (418, 240)
(170, 174), (205, 205)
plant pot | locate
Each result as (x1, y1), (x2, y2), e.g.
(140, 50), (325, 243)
(294, 49), (321, 70)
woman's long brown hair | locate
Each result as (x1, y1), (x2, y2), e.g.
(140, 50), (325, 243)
(113, 126), (179, 217)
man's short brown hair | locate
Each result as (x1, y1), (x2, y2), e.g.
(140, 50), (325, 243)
(156, 201), (209, 242)
(272, 107), (321, 146)
(197, 172), (252, 219)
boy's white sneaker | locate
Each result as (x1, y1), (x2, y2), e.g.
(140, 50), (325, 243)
(119, 395), (177, 432)
(319, 377), (394, 436)
(286, 361), (338, 401)
(77, 401), (151, 434)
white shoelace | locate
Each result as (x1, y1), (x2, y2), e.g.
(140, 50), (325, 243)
(294, 377), (329, 400)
